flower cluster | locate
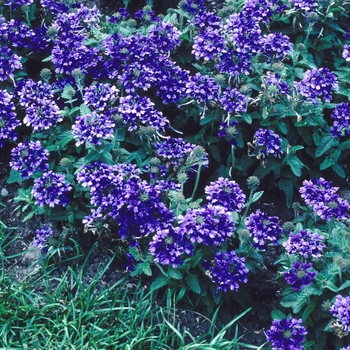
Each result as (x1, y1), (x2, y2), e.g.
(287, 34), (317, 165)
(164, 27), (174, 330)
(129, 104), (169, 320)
(299, 178), (350, 220)
(5, 0), (34, 9)
(203, 250), (248, 292)
(72, 112), (115, 146)
(261, 32), (293, 62)
(32, 171), (72, 207)
(0, 45), (22, 82)
(218, 119), (239, 145)
(283, 229), (325, 259)
(17, 79), (62, 132)
(252, 128), (283, 161)
(177, 205), (235, 246)
(264, 71), (290, 97)
(83, 83), (119, 112)
(343, 44), (350, 61)
(205, 177), (246, 212)
(246, 210), (283, 249)
(266, 317), (308, 350)
(294, 68), (338, 104)
(0, 90), (21, 147)
(290, 0), (317, 12)
(10, 141), (49, 179)
(33, 225), (53, 251)
(185, 73), (219, 104)
(330, 102), (350, 137)
(330, 294), (350, 332)
(219, 88), (248, 114)
(284, 261), (317, 291)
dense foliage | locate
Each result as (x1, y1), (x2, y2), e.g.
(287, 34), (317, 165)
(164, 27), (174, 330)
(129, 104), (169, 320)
(2, 0), (350, 348)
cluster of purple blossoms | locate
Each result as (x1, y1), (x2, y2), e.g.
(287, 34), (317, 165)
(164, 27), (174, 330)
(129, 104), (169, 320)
(205, 177), (246, 212)
(10, 141), (49, 179)
(33, 225), (53, 251)
(266, 317), (308, 350)
(246, 210), (283, 249)
(343, 44), (350, 61)
(294, 68), (338, 104)
(330, 295), (350, 332)
(299, 178), (350, 220)
(4, 0), (33, 9)
(185, 73), (220, 104)
(340, 347), (350, 350)
(283, 229), (325, 259)
(0, 45), (22, 82)
(32, 171), (72, 208)
(0, 19), (34, 49)
(219, 88), (248, 114)
(284, 261), (317, 291)
(264, 71), (290, 96)
(290, 0), (318, 12)
(177, 205), (235, 246)
(148, 22), (181, 53)
(261, 32), (293, 62)
(17, 79), (62, 132)
(252, 128), (283, 160)
(0, 90), (21, 147)
(41, 0), (69, 15)
(203, 250), (248, 292)
(83, 83), (119, 112)
(72, 112), (115, 146)
(149, 226), (193, 268)
(330, 102), (350, 137)
(180, 0), (206, 16)
(118, 95), (168, 132)
(218, 120), (239, 146)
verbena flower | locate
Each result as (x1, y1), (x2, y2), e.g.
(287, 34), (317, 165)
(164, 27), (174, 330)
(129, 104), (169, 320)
(185, 73), (220, 103)
(0, 19), (34, 49)
(264, 71), (290, 96)
(0, 45), (22, 82)
(218, 120), (239, 145)
(32, 171), (72, 207)
(284, 261), (317, 291)
(4, 0), (33, 9)
(10, 141), (49, 179)
(205, 177), (246, 212)
(294, 67), (338, 104)
(118, 95), (168, 132)
(343, 44), (350, 61)
(33, 225), (53, 251)
(41, 0), (69, 15)
(330, 102), (350, 137)
(0, 89), (21, 147)
(180, 0), (206, 15)
(149, 226), (193, 268)
(261, 32), (293, 62)
(72, 112), (115, 146)
(246, 210), (283, 249)
(178, 204), (235, 246)
(83, 83), (119, 112)
(290, 0), (318, 12)
(17, 79), (62, 132)
(340, 347), (350, 350)
(283, 229), (325, 259)
(266, 316), (307, 350)
(220, 88), (248, 114)
(148, 21), (181, 53)
(252, 128), (283, 160)
(330, 295), (350, 332)
(203, 250), (248, 292)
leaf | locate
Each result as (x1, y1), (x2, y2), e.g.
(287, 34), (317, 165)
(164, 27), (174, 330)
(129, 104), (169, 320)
(150, 275), (168, 291)
(7, 169), (22, 184)
(251, 191), (264, 203)
(319, 157), (333, 170)
(332, 164), (345, 178)
(284, 155), (304, 177)
(271, 309), (286, 320)
(242, 113), (252, 124)
(168, 267), (182, 280)
(315, 134), (339, 157)
(80, 104), (92, 116)
(338, 280), (350, 291)
(208, 144), (221, 162)
(277, 177), (294, 207)
(185, 273), (201, 294)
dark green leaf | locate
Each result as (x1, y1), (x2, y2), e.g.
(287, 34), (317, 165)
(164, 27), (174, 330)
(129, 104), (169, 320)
(168, 267), (182, 280)
(315, 135), (339, 157)
(277, 178), (294, 207)
(185, 273), (201, 294)
(7, 169), (22, 184)
(150, 275), (168, 291)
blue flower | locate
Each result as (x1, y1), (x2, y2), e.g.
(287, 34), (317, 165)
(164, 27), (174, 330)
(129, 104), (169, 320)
(220, 88), (248, 114)
(83, 83), (119, 112)
(218, 120), (239, 145)
(185, 73), (220, 104)
(33, 225), (53, 252)
(252, 128), (283, 161)
(330, 295), (350, 332)
(284, 261), (317, 291)
(0, 45), (22, 82)
(330, 102), (350, 137)
(261, 32), (293, 62)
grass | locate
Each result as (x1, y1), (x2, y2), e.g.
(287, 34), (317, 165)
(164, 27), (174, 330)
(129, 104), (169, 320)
(0, 224), (264, 349)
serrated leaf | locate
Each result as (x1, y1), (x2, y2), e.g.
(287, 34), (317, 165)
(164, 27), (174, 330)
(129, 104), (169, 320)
(319, 157), (333, 170)
(271, 309), (286, 320)
(284, 155), (304, 177)
(141, 261), (152, 276)
(277, 177), (294, 207)
(208, 144), (221, 162)
(338, 280), (350, 291)
(7, 169), (22, 184)
(242, 113), (252, 124)
(80, 104), (92, 116)
(251, 191), (264, 203)
(332, 164), (345, 178)
(185, 273), (201, 294)
(150, 275), (168, 291)
(168, 267), (182, 280)
(315, 135), (339, 157)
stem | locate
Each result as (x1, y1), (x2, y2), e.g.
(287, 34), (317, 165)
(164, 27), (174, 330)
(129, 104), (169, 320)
(241, 187), (255, 225)
(190, 164), (202, 200)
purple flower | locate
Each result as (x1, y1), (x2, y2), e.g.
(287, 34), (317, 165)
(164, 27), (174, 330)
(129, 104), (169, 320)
(178, 204), (235, 246)
(0, 90), (21, 147)
(283, 229), (325, 259)
(264, 71), (290, 96)
(261, 32), (293, 62)
(220, 88), (248, 114)
(290, 0), (317, 12)
(218, 119), (239, 145)
(17, 79), (63, 132)
(340, 347), (350, 350)
(149, 226), (193, 268)
(192, 29), (226, 62)
(284, 261), (317, 291)
(246, 210), (283, 249)
(41, 0), (69, 15)
(266, 317), (307, 350)
(180, 0), (206, 15)
(185, 73), (220, 104)
(72, 112), (115, 146)
(33, 225), (53, 251)
(205, 177), (246, 212)
(32, 171), (72, 207)
(0, 19), (34, 49)
(330, 295), (350, 332)
(343, 44), (350, 61)
(299, 178), (336, 205)
(118, 95), (168, 132)
(330, 103), (350, 137)
(204, 250), (248, 292)
(83, 83), (119, 112)
(148, 21), (181, 53)
(0, 45), (22, 82)
(10, 141), (49, 179)
(294, 68), (338, 104)
(4, 0), (33, 9)
(252, 128), (283, 160)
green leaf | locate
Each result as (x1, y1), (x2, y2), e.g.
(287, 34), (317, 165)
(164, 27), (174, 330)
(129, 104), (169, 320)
(208, 144), (221, 162)
(332, 164), (345, 178)
(277, 178), (294, 207)
(80, 104), (92, 116)
(271, 309), (286, 320)
(7, 169), (22, 184)
(284, 155), (305, 177)
(168, 267), (182, 280)
(251, 191), (264, 203)
(302, 296), (319, 323)
(315, 135), (339, 157)
(319, 157), (333, 170)
(338, 280), (350, 291)
(150, 275), (168, 291)
(242, 113), (252, 124)
(185, 273), (201, 294)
